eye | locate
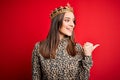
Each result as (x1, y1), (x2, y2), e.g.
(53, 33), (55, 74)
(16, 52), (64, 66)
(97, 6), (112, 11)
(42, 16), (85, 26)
(64, 19), (70, 22)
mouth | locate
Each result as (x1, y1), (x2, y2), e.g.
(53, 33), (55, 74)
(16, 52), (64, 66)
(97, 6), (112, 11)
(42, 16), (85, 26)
(66, 28), (73, 32)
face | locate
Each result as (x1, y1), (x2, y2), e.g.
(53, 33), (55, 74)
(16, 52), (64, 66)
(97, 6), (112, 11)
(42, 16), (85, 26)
(59, 12), (75, 39)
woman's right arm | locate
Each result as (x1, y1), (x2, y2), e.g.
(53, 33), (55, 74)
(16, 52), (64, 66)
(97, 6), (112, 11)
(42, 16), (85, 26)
(32, 42), (41, 80)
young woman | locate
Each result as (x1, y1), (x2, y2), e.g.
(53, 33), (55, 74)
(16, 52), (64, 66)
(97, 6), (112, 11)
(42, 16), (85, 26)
(32, 3), (99, 80)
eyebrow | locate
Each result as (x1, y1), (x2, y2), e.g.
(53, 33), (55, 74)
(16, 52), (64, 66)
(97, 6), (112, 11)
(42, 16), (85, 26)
(64, 17), (75, 20)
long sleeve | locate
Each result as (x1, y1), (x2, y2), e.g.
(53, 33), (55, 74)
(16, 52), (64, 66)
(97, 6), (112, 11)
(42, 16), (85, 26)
(76, 43), (93, 80)
(79, 56), (93, 80)
(32, 42), (41, 80)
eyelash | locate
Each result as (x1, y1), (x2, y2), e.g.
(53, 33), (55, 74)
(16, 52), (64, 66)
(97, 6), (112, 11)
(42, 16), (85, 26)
(64, 19), (76, 24)
(64, 19), (70, 22)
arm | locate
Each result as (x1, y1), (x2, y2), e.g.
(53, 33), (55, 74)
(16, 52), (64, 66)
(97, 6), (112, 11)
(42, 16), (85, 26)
(79, 45), (93, 80)
(75, 43), (93, 80)
(32, 42), (41, 80)
(78, 42), (99, 80)
(79, 55), (93, 80)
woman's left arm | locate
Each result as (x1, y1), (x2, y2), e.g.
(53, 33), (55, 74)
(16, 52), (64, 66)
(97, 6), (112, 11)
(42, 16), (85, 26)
(79, 42), (100, 80)
(82, 42), (100, 70)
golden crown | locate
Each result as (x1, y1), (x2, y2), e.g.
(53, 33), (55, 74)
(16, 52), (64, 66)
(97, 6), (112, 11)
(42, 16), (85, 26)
(50, 3), (74, 19)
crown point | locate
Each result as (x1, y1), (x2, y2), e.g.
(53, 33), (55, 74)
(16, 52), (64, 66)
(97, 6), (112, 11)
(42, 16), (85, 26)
(50, 3), (74, 19)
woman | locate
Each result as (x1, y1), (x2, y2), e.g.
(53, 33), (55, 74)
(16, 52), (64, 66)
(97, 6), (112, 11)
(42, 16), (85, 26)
(32, 3), (99, 80)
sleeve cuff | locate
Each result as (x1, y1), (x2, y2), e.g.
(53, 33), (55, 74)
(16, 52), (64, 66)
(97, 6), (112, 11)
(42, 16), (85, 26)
(82, 56), (93, 68)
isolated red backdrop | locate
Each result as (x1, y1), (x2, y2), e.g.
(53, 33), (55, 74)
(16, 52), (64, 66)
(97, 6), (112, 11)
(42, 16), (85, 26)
(0, 0), (120, 80)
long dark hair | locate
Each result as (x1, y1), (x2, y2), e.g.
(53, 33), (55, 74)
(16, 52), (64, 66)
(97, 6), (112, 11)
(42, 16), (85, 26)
(39, 13), (77, 59)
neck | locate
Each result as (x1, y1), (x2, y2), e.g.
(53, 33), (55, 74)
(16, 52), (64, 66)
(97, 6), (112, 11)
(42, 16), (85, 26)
(59, 35), (64, 41)
(59, 33), (65, 40)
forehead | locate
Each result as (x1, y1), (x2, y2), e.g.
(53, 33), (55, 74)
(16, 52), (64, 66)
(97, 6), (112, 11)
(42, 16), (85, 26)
(64, 12), (75, 19)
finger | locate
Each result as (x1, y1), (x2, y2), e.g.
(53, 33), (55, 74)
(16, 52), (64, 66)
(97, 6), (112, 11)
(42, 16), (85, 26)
(93, 44), (100, 50)
(84, 42), (93, 46)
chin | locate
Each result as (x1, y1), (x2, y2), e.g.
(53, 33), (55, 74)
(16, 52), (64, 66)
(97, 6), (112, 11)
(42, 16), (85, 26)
(66, 33), (72, 36)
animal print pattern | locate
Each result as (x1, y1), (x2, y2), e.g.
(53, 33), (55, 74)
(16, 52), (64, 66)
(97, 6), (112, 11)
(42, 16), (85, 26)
(32, 38), (93, 80)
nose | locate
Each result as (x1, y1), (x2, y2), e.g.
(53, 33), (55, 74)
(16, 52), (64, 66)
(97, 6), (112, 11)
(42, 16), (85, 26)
(69, 21), (75, 28)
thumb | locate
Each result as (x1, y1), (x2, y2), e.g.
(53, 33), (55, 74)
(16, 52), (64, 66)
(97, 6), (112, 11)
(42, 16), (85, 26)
(93, 44), (100, 50)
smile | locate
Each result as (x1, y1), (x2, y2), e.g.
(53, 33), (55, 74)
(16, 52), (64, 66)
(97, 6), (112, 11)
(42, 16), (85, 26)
(66, 28), (73, 32)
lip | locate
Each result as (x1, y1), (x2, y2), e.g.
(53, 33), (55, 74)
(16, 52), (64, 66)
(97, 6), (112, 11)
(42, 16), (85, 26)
(66, 28), (73, 32)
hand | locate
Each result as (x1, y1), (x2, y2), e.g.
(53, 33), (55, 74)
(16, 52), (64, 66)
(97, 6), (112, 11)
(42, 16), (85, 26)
(83, 42), (100, 56)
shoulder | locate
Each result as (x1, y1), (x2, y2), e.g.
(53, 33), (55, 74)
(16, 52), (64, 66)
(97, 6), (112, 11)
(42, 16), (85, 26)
(33, 40), (44, 49)
(32, 40), (44, 53)
(32, 41), (43, 57)
(32, 42), (40, 54)
(33, 42), (40, 49)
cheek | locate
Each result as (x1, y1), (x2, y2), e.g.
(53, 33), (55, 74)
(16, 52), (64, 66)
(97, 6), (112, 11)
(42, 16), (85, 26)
(59, 26), (65, 33)
(59, 23), (66, 31)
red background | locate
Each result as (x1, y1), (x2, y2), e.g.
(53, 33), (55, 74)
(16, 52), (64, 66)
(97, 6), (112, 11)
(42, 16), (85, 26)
(0, 0), (120, 80)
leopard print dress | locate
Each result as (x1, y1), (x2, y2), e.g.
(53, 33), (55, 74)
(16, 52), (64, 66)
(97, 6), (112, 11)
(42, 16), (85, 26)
(32, 38), (93, 80)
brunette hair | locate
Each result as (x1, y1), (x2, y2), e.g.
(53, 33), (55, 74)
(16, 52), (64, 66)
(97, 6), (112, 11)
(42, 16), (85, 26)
(39, 13), (77, 59)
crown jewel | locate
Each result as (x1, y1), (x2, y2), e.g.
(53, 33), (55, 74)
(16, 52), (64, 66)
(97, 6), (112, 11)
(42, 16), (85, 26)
(50, 3), (74, 19)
